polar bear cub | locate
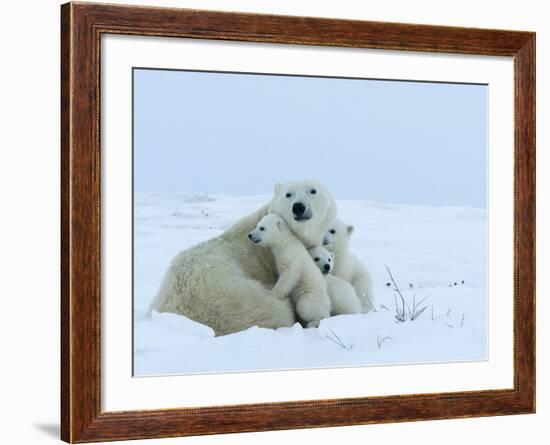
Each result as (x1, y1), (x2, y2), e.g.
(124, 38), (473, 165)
(308, 246), (362, 316)
(323, 219), (375, 313)
(248, 213), (331, 328)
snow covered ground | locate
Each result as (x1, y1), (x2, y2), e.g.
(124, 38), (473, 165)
(133, 192), (488, 376)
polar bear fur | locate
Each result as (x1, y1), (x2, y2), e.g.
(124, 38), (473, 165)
(323, 219), (375, 313)
(268, 180), (337, 248)
(249, 214), (331, 328)
(308, 245), (362, 316)
(148, 180), (337, 336)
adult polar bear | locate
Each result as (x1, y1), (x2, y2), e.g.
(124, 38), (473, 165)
(148, 180), (337, 336)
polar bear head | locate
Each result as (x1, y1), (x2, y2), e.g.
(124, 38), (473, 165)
(248, 213), (290, 247)
(268, 180), (337, 248)
(308, 245), (335, 276)
(323, 218), (354, 253)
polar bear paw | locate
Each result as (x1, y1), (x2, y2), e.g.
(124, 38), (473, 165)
(306, 320), (321, 328)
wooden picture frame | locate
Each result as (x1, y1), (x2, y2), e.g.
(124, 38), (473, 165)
(61, 2), (535, 442)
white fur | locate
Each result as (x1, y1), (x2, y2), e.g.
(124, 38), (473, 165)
(149, 180), (337, 335)
(323, 219), (375, 313)
(268, 180), (337, 248)
(250, 214), (331, 328)
(308, 245), (361, 316)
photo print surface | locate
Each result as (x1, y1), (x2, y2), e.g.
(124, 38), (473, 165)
(132, 68), (488, 376)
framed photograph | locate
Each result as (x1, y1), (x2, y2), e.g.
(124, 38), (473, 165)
(61, 2), (535, 442)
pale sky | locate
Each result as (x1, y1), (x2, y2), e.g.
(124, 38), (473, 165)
(133, 68), (487, 208)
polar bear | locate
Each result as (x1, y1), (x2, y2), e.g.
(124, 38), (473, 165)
(323, 219), (375, 312)
(308, 245), (362, 316)
(249, 214), (331, 328)
(148, 180), (337, 336)
(268, 180), (337, 248)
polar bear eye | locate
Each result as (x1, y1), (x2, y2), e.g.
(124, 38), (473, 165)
(330, 229), (336, 234)
(310, 189), (317, 194)
(285, 192), (292, 198)
(314, 257), (319, 261)
(328, 258), (332, 262)
(259, 227), (265, 231)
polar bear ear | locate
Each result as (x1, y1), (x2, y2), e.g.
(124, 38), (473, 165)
(347, 225), (354, 235)
(274, 183), (282, 194)
(330, 252), (335, 260)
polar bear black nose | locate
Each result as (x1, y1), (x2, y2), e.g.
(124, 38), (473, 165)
(247, 234), (253, 239)
(292, 202), (306, 216)
(323, 264), (330, 272)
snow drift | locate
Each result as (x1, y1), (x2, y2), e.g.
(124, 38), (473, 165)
(133, 192), (487, 376)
